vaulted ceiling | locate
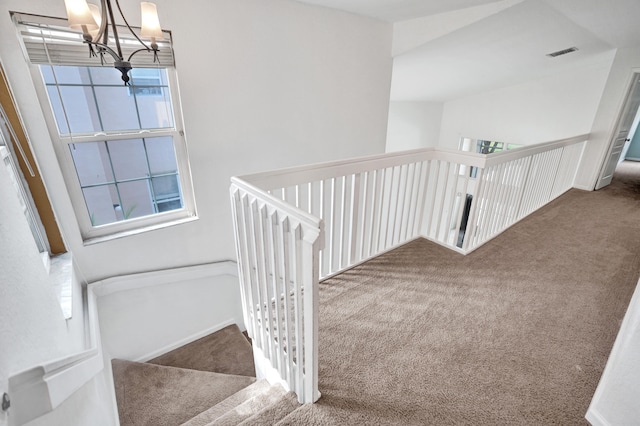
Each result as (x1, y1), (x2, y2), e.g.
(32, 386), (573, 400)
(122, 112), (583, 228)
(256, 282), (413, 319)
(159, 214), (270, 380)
(295, 0), (640, 101)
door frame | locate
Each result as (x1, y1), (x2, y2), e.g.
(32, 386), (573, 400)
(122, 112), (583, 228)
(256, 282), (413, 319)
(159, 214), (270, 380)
(594, 69), (640, 189)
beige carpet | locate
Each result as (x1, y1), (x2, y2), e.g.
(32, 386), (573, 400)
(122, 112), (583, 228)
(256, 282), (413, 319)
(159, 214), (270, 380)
(113, 324), (259, 425)
(148, 324), (255, 377)
(277, 161), (640, 425)
(112, 360), (255, 426)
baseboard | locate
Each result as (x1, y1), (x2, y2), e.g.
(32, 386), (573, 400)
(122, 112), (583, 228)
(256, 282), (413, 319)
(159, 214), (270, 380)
(134, 318), (238, 362)
(573, 183), (594, 191)
(585, 407), (610, 426)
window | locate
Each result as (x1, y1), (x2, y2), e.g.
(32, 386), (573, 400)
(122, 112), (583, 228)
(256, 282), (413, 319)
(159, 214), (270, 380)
(459, 138), (523, 179)
(36, 65), (194, 239)
(476, 140), (522, 154)
(13, 12), (195, 242)
(0, 109), (48, 255)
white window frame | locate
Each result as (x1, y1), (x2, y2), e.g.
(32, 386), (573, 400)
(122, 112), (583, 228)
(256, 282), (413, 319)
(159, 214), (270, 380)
(30, 65), (197, 243)
(0, 128), (49, 256)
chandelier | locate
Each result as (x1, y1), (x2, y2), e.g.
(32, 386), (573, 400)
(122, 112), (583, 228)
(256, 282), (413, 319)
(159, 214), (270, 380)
(63, 0), (163, 85)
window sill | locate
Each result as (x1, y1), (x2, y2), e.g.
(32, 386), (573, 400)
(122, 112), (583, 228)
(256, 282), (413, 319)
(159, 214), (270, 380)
(50, 252), (73, 319)
(82, 215), (199, 246)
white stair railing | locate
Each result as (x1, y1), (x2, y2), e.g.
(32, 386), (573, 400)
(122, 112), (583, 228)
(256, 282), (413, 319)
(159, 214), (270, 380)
(230, 134), (587, 404)
(230, 179), (322, 404)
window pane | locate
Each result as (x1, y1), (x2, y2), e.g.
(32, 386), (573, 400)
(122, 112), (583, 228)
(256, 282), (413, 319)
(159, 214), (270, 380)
(107, 139), (149, 181)
(69, 142), (115, 186)
(136, 87), (174, 129)
(46, 86), (69, 135)
(152, 174), (181, 198)
(51, 86), (101, 134)
(43, 65), (91, 85)
(88, 67), (127, 86)
(69, 136), (184, 227)
(130, 68), (165, 85)
(152, 175), (182, 213)
(82, 184), (120, 226)
(146, 136), (177, 174)
(157, 198), (182, 213)
(39, 65), (188, 232)
(117, 180), (155, 219)
(41, 65), (175, 134)
(93, 86), (140, 131)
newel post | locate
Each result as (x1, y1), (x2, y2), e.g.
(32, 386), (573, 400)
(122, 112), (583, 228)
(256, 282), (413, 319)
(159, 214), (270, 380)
(301, 226), (322, 403)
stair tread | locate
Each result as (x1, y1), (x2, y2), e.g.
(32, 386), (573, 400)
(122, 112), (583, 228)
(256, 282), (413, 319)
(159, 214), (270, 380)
(180, 379), (272, 426)
(112, 359), (255, 426)
(236, 391), (300, 426)
(148, 324), (255, 377)
(205, 383), (288, 426)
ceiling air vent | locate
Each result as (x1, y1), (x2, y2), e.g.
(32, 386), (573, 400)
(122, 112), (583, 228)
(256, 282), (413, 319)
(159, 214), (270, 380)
(546, 47), (579, 58)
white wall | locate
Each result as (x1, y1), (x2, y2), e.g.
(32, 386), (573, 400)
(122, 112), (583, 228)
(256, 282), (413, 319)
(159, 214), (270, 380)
(0, 0), (393, 284)
(438, 51), (614, 149)
(386, 101), (443, 152)
(0, 156), (114, 426)
(0, 1), (391, 423)
(586, 278), (640, 426)
(95, 264), (244, 362)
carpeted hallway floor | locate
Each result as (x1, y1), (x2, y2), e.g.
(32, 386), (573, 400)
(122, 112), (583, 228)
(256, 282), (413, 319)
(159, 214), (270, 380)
(277, 161), (640, 425)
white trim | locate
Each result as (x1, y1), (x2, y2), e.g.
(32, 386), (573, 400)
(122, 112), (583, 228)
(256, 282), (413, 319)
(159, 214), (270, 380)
(134, 318), (237, 363)
(82, 215), (198, 246)
(573, 183), (594, 191)
(27, 62), (197, 242)
(90, 260), (238, 297)
(586, 277), (640, 426)
(585, 408), (610, 426)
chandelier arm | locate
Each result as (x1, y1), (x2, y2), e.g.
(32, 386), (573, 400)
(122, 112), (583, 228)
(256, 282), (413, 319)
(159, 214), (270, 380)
(85, 41), (122, 64)
(90, 0), (109, 44)
(114, 0), (151, 51)
(104, 0), (125, 60)
(127, 47), (152, 63)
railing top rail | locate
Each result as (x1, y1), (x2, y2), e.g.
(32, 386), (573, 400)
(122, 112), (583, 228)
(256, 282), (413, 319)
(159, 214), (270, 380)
(483, 134), (589, 166)
(234, 134), (589, 191)
(231, 176), (323, 232)
(236, 147), (487, 190)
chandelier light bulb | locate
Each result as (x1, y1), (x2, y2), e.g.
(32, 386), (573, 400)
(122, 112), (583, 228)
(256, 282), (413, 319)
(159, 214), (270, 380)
(140, 2), (163, 41)
(87, 3), (102, 40)
(64, 0), (98, 31)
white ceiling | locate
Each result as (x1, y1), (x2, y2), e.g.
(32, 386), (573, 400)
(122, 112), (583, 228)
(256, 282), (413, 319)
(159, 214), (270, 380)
(294, 0), (504, 22)
(294, 0), (640, 101)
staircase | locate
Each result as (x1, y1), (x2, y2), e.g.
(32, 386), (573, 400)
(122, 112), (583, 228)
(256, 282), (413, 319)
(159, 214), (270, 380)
(111, 324), (300, 425)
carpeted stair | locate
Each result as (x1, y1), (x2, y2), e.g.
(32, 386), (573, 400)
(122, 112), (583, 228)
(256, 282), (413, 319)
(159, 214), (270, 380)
(111, 324), (301, 426)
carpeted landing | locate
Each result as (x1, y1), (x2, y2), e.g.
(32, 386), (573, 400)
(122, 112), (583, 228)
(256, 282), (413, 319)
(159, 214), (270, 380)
(114, 162), (640, 425)
(275, 161), (640, 425)
(111, 324), (300, 425)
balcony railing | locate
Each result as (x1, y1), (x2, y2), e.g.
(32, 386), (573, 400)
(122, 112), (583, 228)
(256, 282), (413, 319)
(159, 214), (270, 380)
(230, 134), (587, 403)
